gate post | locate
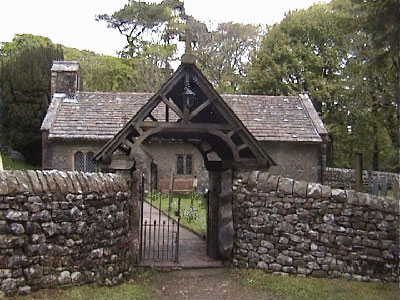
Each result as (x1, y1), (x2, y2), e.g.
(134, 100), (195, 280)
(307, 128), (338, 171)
(207, 169), (234, 260)
(218, 169), (234, 260)
(207, 171), (220, 259)
(126, 170), (141, 264)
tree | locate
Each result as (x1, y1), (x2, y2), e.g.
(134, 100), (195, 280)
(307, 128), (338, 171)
(0, 36), (63, 165)
(245, 0), (398, 171)
(97, 0), (186, 92)
(194, 21), (264, 94)
(97, 0), (185, 60)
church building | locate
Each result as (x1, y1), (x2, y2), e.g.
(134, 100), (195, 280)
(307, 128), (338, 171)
(41, 59), (327, 191)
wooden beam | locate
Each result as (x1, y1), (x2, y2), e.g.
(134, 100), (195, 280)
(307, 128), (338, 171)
(140, 121), (232, 132)
(162, 96), (184, 119)
(128, 127), (163, 160)
(183, 72), (190, 123)
(208, 129), (240, 161)
(147, 113), (158, 122)
(237, 144), (248, 152)
(227, 130), (235, 138)
(132, 123), (143, 135)
(189, 99), (212, 121)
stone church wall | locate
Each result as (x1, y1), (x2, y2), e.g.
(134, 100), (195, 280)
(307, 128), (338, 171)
(232, 171), (398, 282)
(43, 138), (209, 192)
(260, 141), (322, 183)
(42, 136), (105, 171)
(0, 170), (133, 296)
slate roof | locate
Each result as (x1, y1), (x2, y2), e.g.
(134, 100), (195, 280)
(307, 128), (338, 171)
(41, 92), (327, 143)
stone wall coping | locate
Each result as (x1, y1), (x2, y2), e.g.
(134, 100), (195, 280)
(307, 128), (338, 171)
(235, 171), (397, 214)
(0, 170), (128, 196)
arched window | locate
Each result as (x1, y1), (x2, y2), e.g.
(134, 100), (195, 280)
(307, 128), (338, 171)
(86, 151), (96, 172)
(74, 151), (84, 171)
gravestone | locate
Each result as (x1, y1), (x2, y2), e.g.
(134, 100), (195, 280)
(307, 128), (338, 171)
(393, 176), (399, 200)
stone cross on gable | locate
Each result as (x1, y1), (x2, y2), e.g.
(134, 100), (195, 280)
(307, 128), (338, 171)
(180, 29), (198, 64)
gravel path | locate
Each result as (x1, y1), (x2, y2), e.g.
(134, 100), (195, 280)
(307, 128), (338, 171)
(150, 268), (281, 300)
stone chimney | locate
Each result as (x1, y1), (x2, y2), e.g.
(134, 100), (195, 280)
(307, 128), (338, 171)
(50, 61), (80, 98)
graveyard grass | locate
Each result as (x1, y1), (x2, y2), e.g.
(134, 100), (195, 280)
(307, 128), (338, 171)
(147, 191), (207, 237)
(239, 268), (398, 300)
(13, 267), (398, 300)
(2, 155), (35, 170)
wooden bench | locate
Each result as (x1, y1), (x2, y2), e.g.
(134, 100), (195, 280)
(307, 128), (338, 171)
(158, 177), (195, 194)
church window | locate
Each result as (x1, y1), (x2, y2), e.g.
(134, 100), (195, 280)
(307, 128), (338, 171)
(185, 155), (193, 175)
(86, 152), (96, 172)
(74, 151), (84, 171)
(177, 155), (184, 174)
(74, 151), (97, 172)
(176, 154), (193, 175)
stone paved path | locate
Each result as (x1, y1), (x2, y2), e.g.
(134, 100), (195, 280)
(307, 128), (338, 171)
(139, 202), (222, 268)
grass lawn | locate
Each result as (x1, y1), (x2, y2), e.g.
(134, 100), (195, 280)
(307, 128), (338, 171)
(12, 269), (155, 300)
(239, 268), (399, 300)
(2, 155), (35, 170)
(147, 191), (207, 237)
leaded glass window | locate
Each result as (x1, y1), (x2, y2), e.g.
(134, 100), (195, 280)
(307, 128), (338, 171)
(86, 152), (96, 172)
(74, 151), (84, 171)
(185, 155), (192, 175)
(177, 155), (184, 174)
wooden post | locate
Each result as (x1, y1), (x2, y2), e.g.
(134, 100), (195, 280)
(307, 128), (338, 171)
(218, 169), (234, 260)
(355, 153), (363, 192)
(207, 171), (220, 259)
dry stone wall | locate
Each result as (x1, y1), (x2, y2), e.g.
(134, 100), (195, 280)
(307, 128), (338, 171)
(324, 167), (399, 189)
(232, 171), (399, 282)
(0, 170), (132, 296)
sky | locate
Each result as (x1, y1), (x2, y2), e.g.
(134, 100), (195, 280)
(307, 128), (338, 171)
(0, 0), (330, 57)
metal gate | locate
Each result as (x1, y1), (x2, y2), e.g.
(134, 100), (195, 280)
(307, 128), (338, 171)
(139, 174), (181, 262)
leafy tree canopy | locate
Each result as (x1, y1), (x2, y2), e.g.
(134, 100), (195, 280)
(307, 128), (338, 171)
(0, 35), (63, 165)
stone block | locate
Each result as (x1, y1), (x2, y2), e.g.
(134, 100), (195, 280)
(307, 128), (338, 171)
(1, 278), (17, 295)
(277, 254), (293, 266)
(0, 221), (10, 234)
(257, 172), (270, 191)
(58, 271), (71, 285)
(346, 190), (358, 205)
(76, 172), (90, 193)
(10, 223), (24, 235)
(278, 177), (294, 195)
(0, 171), (9, 195)
(67, 172), (82, 194)
(321, 185), (331, 198)
(257, 261), (268, 271)
(13, 171), (32, 194)
(35, 171), (49, 192)
(307, 183), (322, 199)
(269, 263), (282, 272)
(5, 210), (28, 222)
(293, 181), (308, 198)
(263, 175), (279, 192)
(53, 171), (68, 193)
(331, 189), (346, 202)
(23, 265), (43, 280)
(42, 171), (59, 193)
(5, 172), (19, 196)
(27, 170), (42, 194)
